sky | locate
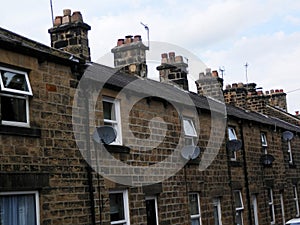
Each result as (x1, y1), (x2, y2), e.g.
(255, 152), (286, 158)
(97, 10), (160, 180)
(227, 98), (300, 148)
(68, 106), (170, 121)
(1, 0), (300, 114)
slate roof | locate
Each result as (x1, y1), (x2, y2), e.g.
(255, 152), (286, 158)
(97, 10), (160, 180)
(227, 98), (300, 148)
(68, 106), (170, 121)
(1, 26), (299, 133)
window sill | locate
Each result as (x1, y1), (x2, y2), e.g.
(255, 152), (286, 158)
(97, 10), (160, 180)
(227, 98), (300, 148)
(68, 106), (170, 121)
(0, 125), (41, 137)
(104, 144), (130, 154)
(229, 160), (242, 167)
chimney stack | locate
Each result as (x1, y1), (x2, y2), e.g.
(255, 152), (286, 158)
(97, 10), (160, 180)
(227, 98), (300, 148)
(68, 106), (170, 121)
(48, 9), (91, 61)
(111, 35), (149, 77)
(156, 52), (189, 91)
(195, 69), (224, 101)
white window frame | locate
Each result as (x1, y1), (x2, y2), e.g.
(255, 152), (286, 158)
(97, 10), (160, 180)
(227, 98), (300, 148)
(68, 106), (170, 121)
(109, 190), (130, 225)
(293, 185), (300, 217)
(233, 190), (244, 225)
(189, 192), (202, 225)
(213, 198), (222, 225)
(268, 188), (275, 225)
(145, 196), (159, 225)
(288, 140), (293, 164)
(261, 133), (268, 154)
(228, 127), (237, 161)
(0, 93), (30, 127)
(0, 190), (40, 225)
(251, 195), (259, 225)
(0, 66), (33, 96)
(103, 96), (122, 145)
(280, 193), (285, 225)
(183, 118), (197, 146)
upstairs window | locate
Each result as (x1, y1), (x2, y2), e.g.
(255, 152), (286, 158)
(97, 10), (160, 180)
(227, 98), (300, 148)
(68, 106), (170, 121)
(103, 97), (122, 145)
(228, 127), (237, 160)
(288, 140), (293, 164)
(0, 66), (32, 127)
(183, 118), (197, 146)
(261, 133), (268, 154)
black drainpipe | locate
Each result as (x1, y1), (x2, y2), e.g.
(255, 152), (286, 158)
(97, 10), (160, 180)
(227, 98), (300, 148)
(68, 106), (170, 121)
(239, 120), (253, 225)
(84, 90), (96, 225)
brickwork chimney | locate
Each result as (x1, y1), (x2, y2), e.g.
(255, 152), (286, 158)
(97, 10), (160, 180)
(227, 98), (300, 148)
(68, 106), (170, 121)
(223, 83), (288, 113)
(111, 35), (149, 77)
(48, 9), (91, 61)
(265, 89), (287, 111)
(156, 52), (189, 91)
(195, 68), (224, 101)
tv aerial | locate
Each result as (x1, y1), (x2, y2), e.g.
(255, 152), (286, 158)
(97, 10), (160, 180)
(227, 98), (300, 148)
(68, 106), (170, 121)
(181, 145), (201, 160)
(140, 22), (150, 48)
(282, 131), (294, 141)
(93, 126), (117, 145)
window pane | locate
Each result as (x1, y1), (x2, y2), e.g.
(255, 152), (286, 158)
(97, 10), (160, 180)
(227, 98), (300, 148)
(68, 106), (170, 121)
(235, 211), (243, 225)
(228, 128), (237, 140)
(103, 101), (116, 121)
(183, 119), (197, 137)
(109, 193), (125, 222)
(146, 199), (157, 225)
(191, 218), (200, 225)
(0, 194), (37, 225)
(1, 71), (29, 92)
(213, 205), (219, 225)
(189, 193), (199, 215)
(1, 96), (27, 122)
(261, 133), (267, 146)
(234, 191), (243, 208)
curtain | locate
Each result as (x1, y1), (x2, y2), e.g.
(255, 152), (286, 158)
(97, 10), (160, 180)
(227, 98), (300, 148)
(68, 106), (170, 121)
(0, 194), (36, 225)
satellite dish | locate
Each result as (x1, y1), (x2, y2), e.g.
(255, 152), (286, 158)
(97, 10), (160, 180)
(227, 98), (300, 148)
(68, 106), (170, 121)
(260, 154), (275, 166)
(282, 131), (294, 141)
(226, 139), (242, 152)
(93, 126), (117, 145)
(181, 145), (201, 160)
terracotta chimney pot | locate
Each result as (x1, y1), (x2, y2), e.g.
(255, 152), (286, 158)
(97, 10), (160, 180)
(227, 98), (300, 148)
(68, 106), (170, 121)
(125, 35), (133, 44)
(175, 55), (183, 63)
(71, 11), (83, 23)
(232, 83), (238, 88)
(133, 35), (142, 42)
(212, 70), (219, 77)
(54, 16), (62, 26)
(117, 39), (124, 46)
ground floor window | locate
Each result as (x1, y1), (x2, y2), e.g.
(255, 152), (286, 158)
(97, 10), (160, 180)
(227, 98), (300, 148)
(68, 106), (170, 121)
(233, 190), (244, 225)
(145, 196), (159, 225)
(0, 191), (39, 225)
(109, 190), (130, 225)
(189, 192), (201, 225)
(213, 198), (222, 225)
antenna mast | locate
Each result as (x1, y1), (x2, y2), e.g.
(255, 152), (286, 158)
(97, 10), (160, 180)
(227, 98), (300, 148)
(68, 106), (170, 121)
(219, 66), (225, 79)
(140, 22), (149, 48)
(50, 0), (54, 25)
(244, 62), (249, 84)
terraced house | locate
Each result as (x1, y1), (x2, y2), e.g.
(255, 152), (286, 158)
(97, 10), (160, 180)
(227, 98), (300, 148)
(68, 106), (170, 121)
(0, 9), (300, 225)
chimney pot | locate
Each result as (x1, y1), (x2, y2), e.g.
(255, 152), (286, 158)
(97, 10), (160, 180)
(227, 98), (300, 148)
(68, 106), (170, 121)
(265, 90), (270, 95)
(296, 111), (299, 115)
(270, 89), (274, 94)
(232, 83), (238, 88)
(205, 68), (211, 75)
(275, 89), (279, 93)
(280, 89), (284, 93)
(226, 84), (231, 89)
(117, 39), (124, 46)
(54, 16), (62, 26)
(71, 11), (83, 23)
(238, 82), (244, 88)
(63, 9), (72, 16)
(125, 35), (133, 44)
(212, 70), (219, 78)
(175, 55), (183, 63)
(169, 52), (175, 63)
(133, 35), (142, 42)
(257, 90), (263, 96)
(161, 53), (168, 59)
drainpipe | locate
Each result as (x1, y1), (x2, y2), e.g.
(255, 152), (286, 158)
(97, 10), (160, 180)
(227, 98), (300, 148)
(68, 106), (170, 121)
(84, 89), (96, 225)
(239, 120), (253, 225)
